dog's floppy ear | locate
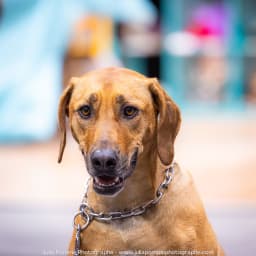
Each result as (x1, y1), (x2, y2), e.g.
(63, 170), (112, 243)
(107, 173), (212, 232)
(57, 77), (78, 163)
(149, 78), (181, 166)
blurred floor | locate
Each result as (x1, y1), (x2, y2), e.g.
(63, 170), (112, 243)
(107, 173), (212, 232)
(0, 117), (256, 255)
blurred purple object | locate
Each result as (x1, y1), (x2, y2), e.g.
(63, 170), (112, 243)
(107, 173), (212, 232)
(187, 3), (230, 38)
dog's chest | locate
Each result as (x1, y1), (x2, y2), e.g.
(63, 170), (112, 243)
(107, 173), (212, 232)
(81, 217), (170, 251)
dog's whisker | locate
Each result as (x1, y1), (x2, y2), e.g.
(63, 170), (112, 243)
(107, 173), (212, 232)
(116, 162), (128, 172)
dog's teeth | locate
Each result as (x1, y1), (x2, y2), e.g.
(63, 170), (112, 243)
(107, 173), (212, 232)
(94, 177), (120, 187)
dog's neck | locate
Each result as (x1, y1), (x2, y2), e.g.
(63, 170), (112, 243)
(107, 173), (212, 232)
(86, 145), (160, 213)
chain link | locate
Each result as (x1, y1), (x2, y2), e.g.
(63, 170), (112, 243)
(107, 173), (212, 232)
(74, 165), (175, 227)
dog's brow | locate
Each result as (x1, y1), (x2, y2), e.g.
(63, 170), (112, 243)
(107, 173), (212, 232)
(89, 93), (98, 104)
(116, 95), (125, 104)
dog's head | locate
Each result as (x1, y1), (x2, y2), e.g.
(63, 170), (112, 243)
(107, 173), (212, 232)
(58, 67), (181, 196)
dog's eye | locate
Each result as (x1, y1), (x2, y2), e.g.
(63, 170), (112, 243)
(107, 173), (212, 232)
(123, 106), (138, 119)
(78, 105), (91, 119)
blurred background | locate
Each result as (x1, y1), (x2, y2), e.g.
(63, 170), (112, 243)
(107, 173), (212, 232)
(0, 0), (255, 255)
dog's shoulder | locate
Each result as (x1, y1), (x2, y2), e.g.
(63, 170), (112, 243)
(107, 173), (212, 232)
(171, 162), (195, 192)
(162, 163), (219, 249)
(168, 162), (208, 219)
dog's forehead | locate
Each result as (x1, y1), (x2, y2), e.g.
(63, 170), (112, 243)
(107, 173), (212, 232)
(71, 68), (152, 106)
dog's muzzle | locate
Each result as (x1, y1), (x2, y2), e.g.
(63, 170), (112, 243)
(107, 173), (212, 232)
(85, 148), (138, 196)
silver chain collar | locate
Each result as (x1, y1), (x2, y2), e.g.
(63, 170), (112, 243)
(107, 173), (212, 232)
(73, 164), (175, 228)
(72, 165), (175, 256)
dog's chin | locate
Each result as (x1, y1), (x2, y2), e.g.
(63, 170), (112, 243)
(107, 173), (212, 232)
(92, 175), (125, 196)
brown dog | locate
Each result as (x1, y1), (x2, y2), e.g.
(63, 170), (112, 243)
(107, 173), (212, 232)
(58, 67), (224, 255)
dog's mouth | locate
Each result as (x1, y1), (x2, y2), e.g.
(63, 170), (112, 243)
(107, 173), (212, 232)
(93, 175), (124, 195)
(89, 149), (138, 196)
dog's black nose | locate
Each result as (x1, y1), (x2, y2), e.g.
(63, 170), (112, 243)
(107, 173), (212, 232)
(91, 149), (117, 171)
